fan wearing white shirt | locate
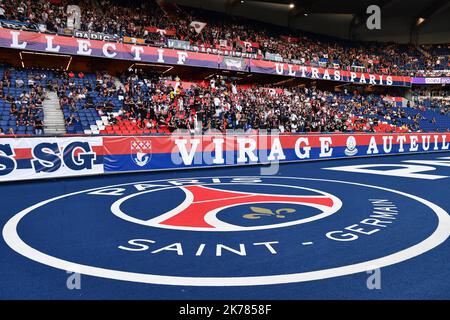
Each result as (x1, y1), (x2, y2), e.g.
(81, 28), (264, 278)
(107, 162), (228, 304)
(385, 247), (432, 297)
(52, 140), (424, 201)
(290, 113), (298, 122)
(291, 121), (298, 132)
(213, 96), (221, 107)
(0, 6), (6, 19)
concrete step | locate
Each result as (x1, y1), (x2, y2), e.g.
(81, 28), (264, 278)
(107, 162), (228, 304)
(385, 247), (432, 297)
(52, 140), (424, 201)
(43, 91), (66, 134)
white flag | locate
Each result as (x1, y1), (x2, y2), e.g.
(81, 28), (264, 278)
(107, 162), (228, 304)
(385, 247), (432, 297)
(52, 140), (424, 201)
(190, 21), (207, 34)
(219, 39), (228, 47)
(156, 28), (166, 36)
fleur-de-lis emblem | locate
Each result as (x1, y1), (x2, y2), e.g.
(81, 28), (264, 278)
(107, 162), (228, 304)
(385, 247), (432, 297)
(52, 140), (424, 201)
(243, 207), (296, 219)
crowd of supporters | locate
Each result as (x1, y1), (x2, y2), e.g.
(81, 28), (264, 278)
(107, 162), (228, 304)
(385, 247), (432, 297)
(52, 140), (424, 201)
(0, 67), (46, 135)
(1, 64), (449, 136)
(0, 0), (448, 76)
(411, 88), (450, 116)
(54, 68), (449, 135)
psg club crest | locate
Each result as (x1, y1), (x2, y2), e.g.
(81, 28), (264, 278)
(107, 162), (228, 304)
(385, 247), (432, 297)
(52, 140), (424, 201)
(344, 136), (358, 156)
(3, 176), (449, 286)
(130, 139), (152, 167)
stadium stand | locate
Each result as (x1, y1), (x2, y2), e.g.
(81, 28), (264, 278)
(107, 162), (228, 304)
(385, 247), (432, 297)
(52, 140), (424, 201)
(0, 0), (448, 76)
(2, 0), (450, 303)
(0, 1), (448, 136)
(0, 66), (46, 135)
(52, 68), (450, 135)
(0, 63), (449, 136)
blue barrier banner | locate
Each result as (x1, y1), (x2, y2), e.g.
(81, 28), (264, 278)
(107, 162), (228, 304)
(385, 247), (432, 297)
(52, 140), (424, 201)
(0, 19), (38, 31)
(0, 137), (103, 181)
(102, 133), (450, 173)
(1, 133), (449, 182)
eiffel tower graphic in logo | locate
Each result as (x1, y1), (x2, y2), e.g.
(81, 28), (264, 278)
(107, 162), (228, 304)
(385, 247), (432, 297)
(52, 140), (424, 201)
(148, 185), (336, 231)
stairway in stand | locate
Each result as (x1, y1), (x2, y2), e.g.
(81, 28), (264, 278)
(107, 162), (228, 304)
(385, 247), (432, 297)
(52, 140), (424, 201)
(43, 91), (66, 135)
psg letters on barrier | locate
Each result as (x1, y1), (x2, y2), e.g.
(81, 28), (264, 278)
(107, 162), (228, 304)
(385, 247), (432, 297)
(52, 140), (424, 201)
(0, 133), (449, 182)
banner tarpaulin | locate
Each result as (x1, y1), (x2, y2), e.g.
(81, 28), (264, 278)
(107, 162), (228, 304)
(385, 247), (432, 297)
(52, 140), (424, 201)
(0, 28), (219, 69)
(0, 132), (449, 182)
(0, 29), (412, 87)
(123, 36), (145, 44)
(250, 59), (412, 87)
(265, 52), (283, 62)
(74, 30), (119, 42)
(236, 39), (260, 50)
(145, 27), (176, 36)
(0, 137), (103, 182)
(0, 19), (38, 31)
(411, 77), (450, 84)
(167, 39), (191, 50)
(220, 56), (249, 71)
(101, 133), (450, 172)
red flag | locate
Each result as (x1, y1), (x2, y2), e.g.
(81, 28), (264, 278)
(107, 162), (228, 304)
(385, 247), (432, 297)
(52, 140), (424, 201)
(145, 26), (158, 33)
(236, 40), (260, 50)
(145, 27), (176, 36)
